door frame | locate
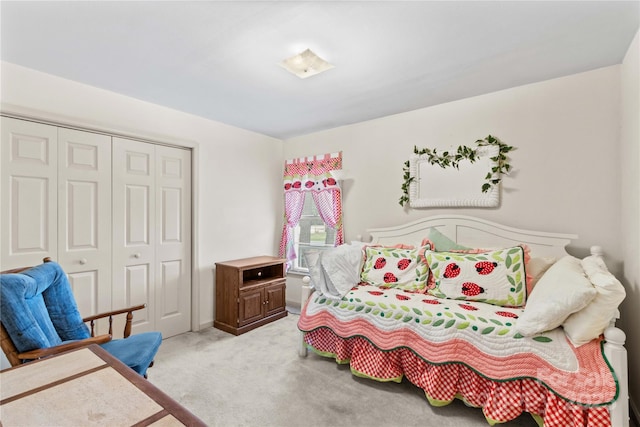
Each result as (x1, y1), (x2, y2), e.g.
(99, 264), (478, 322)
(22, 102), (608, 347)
(0, 111), (202, 333)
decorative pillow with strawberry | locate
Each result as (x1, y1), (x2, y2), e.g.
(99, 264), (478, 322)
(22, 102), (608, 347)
(360, 246), (430, 292)
(424, 246), (527, 307)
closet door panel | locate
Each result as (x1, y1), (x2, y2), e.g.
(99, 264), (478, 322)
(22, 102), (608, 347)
(125, 264), (151, 308)
(112, 138), (156, 333)
(12, 177), (49, 251)
(1, 118), (57, 269)
(159, 260), (181, 314)
(155, 146), (191, 337)
(68, 270), (99, 316)
(58, 128), (112, 316)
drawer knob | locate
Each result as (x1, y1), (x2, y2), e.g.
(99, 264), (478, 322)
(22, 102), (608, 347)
(79, 258), (87, 265)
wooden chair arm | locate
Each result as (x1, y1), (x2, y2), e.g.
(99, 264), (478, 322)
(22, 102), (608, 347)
(17, 334), (112, 361)
(82, 304), (146, 322)
(82, 304), (146, 338)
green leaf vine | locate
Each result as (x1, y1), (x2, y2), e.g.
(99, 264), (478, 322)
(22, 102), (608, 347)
(399, 135), (514, 207)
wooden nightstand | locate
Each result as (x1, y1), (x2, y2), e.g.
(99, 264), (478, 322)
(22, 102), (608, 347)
(214, 256), (287, 335)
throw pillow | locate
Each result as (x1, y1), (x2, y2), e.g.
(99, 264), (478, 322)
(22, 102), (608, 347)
(515, 255), (596, 337)
(424, 246), (528, 307)
(360, 245), (429, 292)
(562, 255), (626, 346)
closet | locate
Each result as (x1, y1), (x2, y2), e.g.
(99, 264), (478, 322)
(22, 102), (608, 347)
(0, 117), (192, 338)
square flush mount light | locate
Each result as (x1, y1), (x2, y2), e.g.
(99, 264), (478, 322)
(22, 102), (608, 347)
(279, 48), (334, 79)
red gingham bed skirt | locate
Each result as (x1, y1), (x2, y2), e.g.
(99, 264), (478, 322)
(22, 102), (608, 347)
(304, 328), (611, 427)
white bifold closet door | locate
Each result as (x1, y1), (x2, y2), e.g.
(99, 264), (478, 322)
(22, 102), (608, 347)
(1, 120), (112, 317)
(112, 138), (191, 338)
(1, 117), (192, 339)
(57, 128), (113, 317)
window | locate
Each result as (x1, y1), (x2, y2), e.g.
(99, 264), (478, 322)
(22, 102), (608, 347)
(291, 192), (337, 272)
(279, 152), (344, 270)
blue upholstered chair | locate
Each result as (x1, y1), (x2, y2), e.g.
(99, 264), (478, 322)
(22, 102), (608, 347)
(0, 259), (162, 377)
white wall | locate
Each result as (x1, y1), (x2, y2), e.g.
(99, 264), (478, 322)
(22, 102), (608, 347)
(620, 29), (640, 420)
(284, 66), (622, 261)
(0, 61), (284, 329)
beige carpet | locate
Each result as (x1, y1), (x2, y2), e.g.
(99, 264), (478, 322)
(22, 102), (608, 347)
(149, 312), (538, 427)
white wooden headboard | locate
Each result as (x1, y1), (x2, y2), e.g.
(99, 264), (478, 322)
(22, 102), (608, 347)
(367, 215), (577, 258)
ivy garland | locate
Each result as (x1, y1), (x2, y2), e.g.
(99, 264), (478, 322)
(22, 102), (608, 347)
(399, 135), (514, 207)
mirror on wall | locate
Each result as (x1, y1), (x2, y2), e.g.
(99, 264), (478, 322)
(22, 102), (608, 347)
(409, 145), (500, 208)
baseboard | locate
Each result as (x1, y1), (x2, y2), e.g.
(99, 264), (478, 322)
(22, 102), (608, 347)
(198, 321), (214, 331)
(631, 395), (639, 427)
(286, 300), (302, 311)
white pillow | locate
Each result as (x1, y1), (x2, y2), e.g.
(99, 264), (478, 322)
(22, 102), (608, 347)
(516, 256), (597, 336)
(526, 256), (557, 291)
(304, 244), (364, 300)
(562, 255), (626, 346)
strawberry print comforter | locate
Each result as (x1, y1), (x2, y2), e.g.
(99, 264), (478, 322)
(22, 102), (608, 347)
(298, 284), (618, 427)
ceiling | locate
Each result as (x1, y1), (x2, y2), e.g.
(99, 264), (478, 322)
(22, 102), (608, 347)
(1, 1), (639, 140)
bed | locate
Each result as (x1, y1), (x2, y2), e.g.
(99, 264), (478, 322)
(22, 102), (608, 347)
(297, 215), (629, 427)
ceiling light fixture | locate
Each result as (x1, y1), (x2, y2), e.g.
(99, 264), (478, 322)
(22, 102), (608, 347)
(279, 48), (334, 79)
